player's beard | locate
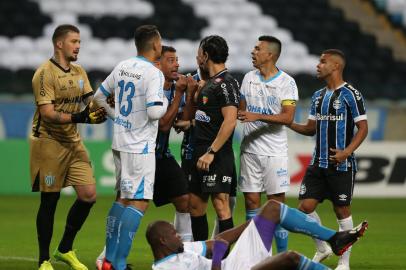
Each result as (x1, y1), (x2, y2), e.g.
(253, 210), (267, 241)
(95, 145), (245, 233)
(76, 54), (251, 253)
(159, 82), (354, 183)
(68, 55), (78, 62)
(177, 246), (184, 253)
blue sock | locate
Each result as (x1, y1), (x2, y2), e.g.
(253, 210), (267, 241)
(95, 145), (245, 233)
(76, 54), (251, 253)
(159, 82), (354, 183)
(246, 208), (259, 221)
(105, 202), (125, 263)
(114, 206), (143, 270)
(274, 224), (289, 252)
(298, 255), (331, 270)
(279, 203), (335, 241)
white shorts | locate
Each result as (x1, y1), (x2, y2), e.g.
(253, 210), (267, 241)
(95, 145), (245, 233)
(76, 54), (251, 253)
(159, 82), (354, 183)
(239, 152), (290, 195)
(113, 150), (155, 200)
(223, 220), (271, 270)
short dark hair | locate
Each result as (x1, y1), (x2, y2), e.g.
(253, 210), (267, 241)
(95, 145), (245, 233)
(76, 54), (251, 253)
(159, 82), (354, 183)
(322, 49), (346, 62)
(52, 24), (79, 45)
(258, 35), (282, 58)
(199, 35), (229, 64)
(134, 25), (160, 52)
(161, 45), (176, 56)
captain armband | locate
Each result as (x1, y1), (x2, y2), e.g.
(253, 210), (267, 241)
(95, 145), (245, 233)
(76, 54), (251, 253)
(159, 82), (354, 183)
(282, 99), (297, 106)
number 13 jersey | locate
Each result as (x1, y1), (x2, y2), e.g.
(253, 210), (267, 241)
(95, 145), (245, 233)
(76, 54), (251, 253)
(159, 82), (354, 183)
(99, 56), (165, 153)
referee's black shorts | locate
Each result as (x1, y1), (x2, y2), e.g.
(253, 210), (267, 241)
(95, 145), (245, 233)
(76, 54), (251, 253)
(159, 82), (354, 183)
(189, 145), (236, 195)
(153, 156), (188, 207)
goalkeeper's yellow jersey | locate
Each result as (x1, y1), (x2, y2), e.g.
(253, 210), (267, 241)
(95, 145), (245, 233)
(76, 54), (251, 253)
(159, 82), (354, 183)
(31, 59), (93, 142)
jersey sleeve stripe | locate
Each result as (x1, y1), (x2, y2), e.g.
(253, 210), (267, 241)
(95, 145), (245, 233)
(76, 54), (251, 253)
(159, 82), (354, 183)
(146, 101), (163, 107)
(99, 84), (110, 97)
(82, 91), (93, 99)
(354, 115), (367, 122)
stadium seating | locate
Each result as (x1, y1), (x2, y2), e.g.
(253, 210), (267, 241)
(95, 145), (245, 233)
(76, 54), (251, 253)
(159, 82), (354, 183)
(0, 0), (405, 100)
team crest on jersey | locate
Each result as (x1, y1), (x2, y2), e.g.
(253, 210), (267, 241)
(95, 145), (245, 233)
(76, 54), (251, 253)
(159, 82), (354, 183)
(78, 79), (84, 90)
(203, 96), (208, 104)
(44, 173), (55, 187)
(333, 99), (342, 110)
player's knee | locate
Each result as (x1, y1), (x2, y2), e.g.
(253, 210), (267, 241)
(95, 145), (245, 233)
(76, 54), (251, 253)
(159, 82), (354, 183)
(283, 251), (301, 266)
(298, 202), (316, 214)
(78, 190), (96, 203)
(172, 194), (190, 212)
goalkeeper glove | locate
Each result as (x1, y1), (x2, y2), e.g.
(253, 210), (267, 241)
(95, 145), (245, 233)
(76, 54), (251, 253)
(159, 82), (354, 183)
(71, 106), (107, 124)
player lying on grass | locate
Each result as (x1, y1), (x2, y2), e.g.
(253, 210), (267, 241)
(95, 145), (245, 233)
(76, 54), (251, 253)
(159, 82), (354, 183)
(147, 199), (368, 270)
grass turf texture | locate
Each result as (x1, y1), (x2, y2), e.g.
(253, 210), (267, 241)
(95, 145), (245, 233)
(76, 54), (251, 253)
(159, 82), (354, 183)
(0, 195), (404, 270)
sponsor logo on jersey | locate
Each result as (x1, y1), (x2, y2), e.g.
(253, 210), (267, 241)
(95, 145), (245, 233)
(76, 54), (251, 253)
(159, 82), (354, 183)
(315, 113), (344, 121)
(60, 85), (67, 91)
(58, 95), (86, 104)
(114, 116), (132, 129)
(44, 173), (55, 187)
(267, 96), (279, 106)
(333, 99), (342, 110)
(195, 110), (211, 123)
(68, 80), (74, 89)
(119, 69), (141, 79)
(203, 96), (208, 104)
(247, 104), (273, 115)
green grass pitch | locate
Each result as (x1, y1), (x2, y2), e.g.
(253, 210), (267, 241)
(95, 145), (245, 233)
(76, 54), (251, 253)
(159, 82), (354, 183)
(0, 195), (405, 269)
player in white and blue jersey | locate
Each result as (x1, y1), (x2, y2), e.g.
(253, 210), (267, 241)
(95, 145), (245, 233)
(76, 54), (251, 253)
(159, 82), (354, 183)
(238, 36), (298, 253)
(289, 49), (368, 270)
(147, 200), (368, 270)
(93, 25), (167, 270)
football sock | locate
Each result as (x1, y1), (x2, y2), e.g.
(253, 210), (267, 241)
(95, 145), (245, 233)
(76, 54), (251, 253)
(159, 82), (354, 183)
(174, 211), (193, 241)
(298, 255), (331, 270)
(191, 214), (208, 241)
(212, 196), (236, 238)
(218, 217), (234, 233)
(253, 215), (276, 251)
(337, 216), (353, 266)
(274, 224), (289, 252)
(246, 208), (260, 221)
(58, 199), (95, 253)
(37, 192), (60, 265)
(105, 202), (125, 262)
(279, 203), (335, 241)
(114, 206), (143, 270)
(308, 211), (330, 253)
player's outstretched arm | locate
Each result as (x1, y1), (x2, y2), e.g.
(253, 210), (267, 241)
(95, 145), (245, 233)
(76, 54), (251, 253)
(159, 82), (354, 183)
(93, 88), (115, 119)
(288, 119), (316, 136)
(39, 103), (106, 124)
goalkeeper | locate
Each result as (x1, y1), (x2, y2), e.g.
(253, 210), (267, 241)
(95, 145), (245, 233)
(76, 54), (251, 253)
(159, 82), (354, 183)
(30, 24), (106, 270)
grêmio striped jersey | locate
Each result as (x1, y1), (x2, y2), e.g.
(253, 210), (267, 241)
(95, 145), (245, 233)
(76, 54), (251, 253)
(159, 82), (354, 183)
(308, 82), (367, 172)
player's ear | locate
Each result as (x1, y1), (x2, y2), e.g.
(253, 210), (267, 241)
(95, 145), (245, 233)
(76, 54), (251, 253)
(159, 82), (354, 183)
(56, 40), (63, 49)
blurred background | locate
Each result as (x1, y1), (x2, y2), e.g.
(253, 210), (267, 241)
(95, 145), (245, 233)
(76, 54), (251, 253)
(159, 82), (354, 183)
(0, 0), (405, 197)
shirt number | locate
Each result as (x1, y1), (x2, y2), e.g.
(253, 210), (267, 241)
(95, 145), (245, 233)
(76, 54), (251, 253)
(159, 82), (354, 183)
(118, 80), (135, 116)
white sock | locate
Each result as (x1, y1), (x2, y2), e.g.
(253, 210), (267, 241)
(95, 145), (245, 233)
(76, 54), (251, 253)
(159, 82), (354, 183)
(174, 211), (193, 241)
(308, 211), (330, 253)
(337, 216), (353, 266)
(211, 196), (236, 238)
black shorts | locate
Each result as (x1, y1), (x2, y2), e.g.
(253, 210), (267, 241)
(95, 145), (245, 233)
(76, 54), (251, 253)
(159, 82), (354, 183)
(298, 165), (355, 206)
(153, 156), (188, 207)
(189, 145), (236, 195)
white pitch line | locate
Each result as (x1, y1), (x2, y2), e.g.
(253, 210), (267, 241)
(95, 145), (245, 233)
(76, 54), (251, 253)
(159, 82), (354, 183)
(0, 256), (63, 264)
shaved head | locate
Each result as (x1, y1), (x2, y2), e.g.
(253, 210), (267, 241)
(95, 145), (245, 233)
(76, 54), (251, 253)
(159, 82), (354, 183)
(258, 35), (281, 62)
(146, 220), (172, 246)
(322, 49), (346, 70)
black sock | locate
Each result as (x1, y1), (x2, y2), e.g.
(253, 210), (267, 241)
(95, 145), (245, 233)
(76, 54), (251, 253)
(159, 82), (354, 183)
(37, 192), (60, 266)
(218, 217), (234, 233)
(58, 199), (95, 253)
(191, 214), (208, 241)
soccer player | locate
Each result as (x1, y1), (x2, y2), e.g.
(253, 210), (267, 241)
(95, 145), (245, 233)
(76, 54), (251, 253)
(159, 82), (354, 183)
(93, 25), (166, 270)
(153, 45), (196, 241)
(31, 24), (106, 270)
(175, 68), (237, 239)
(288, 49), (368, 270)
(147, 199), (368, 270)
(189, 35), (240, 241)
(237, 35), (298, 253)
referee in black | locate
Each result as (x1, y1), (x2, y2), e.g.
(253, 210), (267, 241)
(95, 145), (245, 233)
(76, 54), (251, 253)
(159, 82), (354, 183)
(189, 35), (240, 241)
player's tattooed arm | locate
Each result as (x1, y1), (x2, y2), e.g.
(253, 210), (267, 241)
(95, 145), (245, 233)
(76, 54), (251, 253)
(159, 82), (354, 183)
(39, 104), (73, 124)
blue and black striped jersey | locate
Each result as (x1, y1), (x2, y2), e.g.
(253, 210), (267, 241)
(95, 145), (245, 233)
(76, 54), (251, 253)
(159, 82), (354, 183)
(308, 83), (367, 171)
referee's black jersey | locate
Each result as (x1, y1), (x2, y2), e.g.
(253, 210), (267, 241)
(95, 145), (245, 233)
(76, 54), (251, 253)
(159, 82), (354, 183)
(308, 83), (367, 171)
(194, 69), (240, 148)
